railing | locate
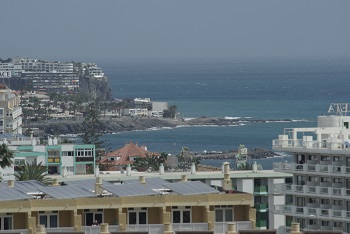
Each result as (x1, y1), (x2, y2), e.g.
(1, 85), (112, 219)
(255, 203), (268, 211)
(272, 138), (350, 151)
(214, 221), (252, 234)
(128, 224), (163, 234)
(46, 227), (76, 232)
(82, 225), (119, 234)
(0, 230), (28, 234)
(254, 185), (268, 194)
(274, 162), (350, 176)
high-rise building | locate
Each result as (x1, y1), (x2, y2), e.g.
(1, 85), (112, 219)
(0, 84), (22, 134)
(273, 103), (350, 233)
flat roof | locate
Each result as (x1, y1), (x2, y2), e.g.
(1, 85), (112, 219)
(49, 170), (292, 183)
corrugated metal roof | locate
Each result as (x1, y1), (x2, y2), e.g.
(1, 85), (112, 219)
(62, 179), (112, 191)
(38, 186), (95, 199)
(102, 183), (159, 197)
(124, 177), (169, 189)
(0, 180), (47, 193)
(0, 187), (33, 201)
(164, 181), (219, 195)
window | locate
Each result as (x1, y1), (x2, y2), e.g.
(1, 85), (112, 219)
(84, 209), (103, 226)
(172, 206), (191, 223)
(215, 205), (233, 222)
(62, 151), (73, 157)
(39, 211), (58, 228)
(321, 156), (330, 161)
(321, 220), (330, 226)
(333, 178), (343, 184)
(321, 199), (330, 205)
(333, 156), (342, 162)
(0, 214), (13, 230)
(14, 159), (25, 166)
(75, 148), (93, 157)
(334, 200), (343, 206)
(308, 155), (318, 161)
(128, 208), (147, 225)
(321, 177), (330, 183)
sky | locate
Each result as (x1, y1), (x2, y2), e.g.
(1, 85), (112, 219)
(1, 0), (350, 61)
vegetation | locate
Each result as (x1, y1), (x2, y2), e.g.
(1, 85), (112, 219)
(0, 143), (14, 169)
(15, 162), (52, 185)
(132, 152), (168, 172)
(163, 105), (177, 118)
(236, 162), (263, 171)
(82, 99), (104, 148)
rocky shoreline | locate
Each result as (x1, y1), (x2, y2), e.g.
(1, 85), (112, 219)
(26, 116), (298, 136)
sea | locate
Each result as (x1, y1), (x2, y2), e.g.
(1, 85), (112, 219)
(97, 57), (350, 170)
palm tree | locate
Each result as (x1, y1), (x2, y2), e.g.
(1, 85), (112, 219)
(0, 143), (14, 169)
(15, 162), (52, 185)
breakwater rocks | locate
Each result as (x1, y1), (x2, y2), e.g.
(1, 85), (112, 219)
(193, 148), (278, 160)
(26, 116), (298, 136)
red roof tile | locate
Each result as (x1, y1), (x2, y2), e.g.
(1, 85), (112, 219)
(100, 142), (155, 166)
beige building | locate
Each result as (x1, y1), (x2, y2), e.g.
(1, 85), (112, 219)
(0, 174), (255, 234)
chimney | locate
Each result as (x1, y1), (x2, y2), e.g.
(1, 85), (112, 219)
(126, 164), (131, 176)
(159, 163), (164, 175)
(190, 162), (196, 174)
(252, 161), (258, 173)
(95, 165), (100, 177)
(8, 180), (14, 187)
(95, 177), (103, 195)
(181, 175), (187, 182)
(52, 179), (59, 187)
(226, 223), (238, 234)
(222, 162), (232, 191)
(139, 176), (146, 184)
(290, 223), (302, 234)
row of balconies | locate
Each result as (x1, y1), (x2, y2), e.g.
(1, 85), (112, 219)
(0, 222), (253, 234)
(274, 204), (350, 221)
(272, 139), (350, 152)
(274, 183), (350, 198)
(273, 162), (350, 176)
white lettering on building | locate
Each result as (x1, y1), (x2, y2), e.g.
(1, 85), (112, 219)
(0, 71), (11, 78)
(328, 103), (350, 115)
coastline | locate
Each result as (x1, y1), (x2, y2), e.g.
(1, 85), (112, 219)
(26, 116), (304, 136)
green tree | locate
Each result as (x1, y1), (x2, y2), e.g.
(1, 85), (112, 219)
(163, 105), (177, 118)
(15, 162), (52, 185)
(132, 153), (168, 172)
(0, 143), (14, 169)
(82, 100), (104, 149)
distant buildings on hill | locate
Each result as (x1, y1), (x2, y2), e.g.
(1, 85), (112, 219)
(0, 57), (106, 94)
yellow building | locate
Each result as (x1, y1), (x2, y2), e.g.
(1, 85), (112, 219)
(0, 175), (255, 234)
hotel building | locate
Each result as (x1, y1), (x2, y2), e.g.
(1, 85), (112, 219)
(0, 84), (22, 134)
(272, 103), (350, 233)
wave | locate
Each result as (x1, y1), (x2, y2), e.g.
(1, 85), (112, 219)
(224, 116), (253, 120)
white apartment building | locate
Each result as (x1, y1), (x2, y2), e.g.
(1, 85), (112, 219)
(0, 62), (22, 77)
(86, 64), (104, 78)
(0, 84), (22, 134)
(12, 58), (73, 73)
(0, 134), (96, 180)
(272, 103), (350, 233)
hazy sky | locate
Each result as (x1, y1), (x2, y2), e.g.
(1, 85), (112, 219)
(1, 0), (350, 61)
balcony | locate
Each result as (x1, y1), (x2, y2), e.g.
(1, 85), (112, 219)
(272, 137), (350, 153)
(255, 203), (268, 212)
(273, 205), (350, 222)
(273, 162), (350, 177)
(254, 185), (268, 195)
(48, 157), (60, 163)
(256, 219), (267, 228)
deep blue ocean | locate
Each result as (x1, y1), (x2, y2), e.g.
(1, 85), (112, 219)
(98, 57), (350, 169)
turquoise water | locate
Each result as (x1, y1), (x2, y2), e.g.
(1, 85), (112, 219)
(98, 57), (350, 169)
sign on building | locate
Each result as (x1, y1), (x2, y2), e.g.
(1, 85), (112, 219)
(0, 71), (11, 78)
